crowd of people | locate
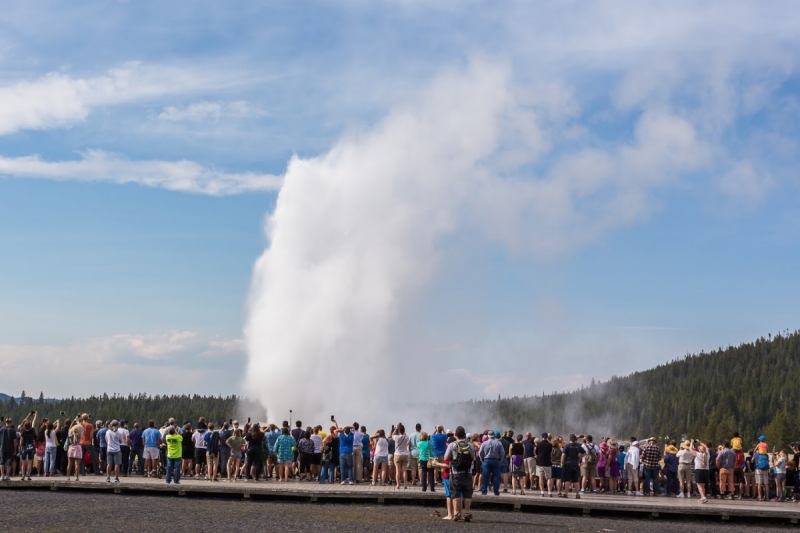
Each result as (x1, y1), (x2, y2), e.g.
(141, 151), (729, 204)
(0, 411), (797, 521)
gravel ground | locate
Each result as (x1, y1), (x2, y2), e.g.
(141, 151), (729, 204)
(0, 491), (793, 532)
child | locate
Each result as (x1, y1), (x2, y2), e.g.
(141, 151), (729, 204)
(431, 457), (453, 520)
(510, 434), (526, 495)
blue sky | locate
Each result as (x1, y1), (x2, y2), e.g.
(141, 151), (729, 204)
(0, 1), (799, 406)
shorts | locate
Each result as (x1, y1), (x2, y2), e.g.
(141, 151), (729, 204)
(0, 452), (13, 467)
(374, 455), (388, 464)
(394, 454), (410, 470)
(143, 448), (160, 460)
(409, 456), (419, 473)
(524, 457), (536, 475)
(268, 453), (278, 465)
(580, 463), (598, 478)
(100, 448), (107, 464)
(388, 454), (394, 467)
(206, 452), (218, 464)
(231, 450), (242, 460)
(106, 451), (122, 468)
(598, 466), (606, 478)
(182, 449), (193, 460)
(500, 460), (509, 474)
(755, 469), (769, 485)
(562, 464), (580, 483)
(450, 472), (474, 498)
(68, 445), (83, 459)
(536, 466), (551, 480)
(194, 449), (207, 465)
(695, 469), (710, 484)
(442, 478), (451, 498)
(745, 471), (755, 482)
(551, 465), (562, 480)
(20, 448), (35, 461)
(312, 453), (322, 465)
(278, 459), (292, 465)
(678, 464), (692, 484)
(734, 468), (744, 484)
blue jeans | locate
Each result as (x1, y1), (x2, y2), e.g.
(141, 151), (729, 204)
(643, 467), (660, 495)
(320, 461), (335, 483)
(481, 458), (501, 495)
(129, 447), (144, 475)
(44, 447), (57, 474)
(166, 458), (182, 484)
(340, 453), (354, 483)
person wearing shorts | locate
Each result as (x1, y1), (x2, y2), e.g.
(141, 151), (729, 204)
(0, 418), (17, 481)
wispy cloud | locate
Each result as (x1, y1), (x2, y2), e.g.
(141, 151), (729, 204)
(0, 62), (257, 136)
(0, 150), (282, 195)
(158, 101), (267, 122)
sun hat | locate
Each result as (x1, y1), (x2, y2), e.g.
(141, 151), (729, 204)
(609, 439), (618, 447)
(666, 445), (678, 454)
(648, 436), (656, 442)
(681, 440), (691, 449)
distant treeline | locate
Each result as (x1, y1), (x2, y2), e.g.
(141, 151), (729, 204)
(462, 331), (800, 450)
(0, 392), (265, 427)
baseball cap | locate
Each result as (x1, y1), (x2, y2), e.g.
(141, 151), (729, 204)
(542, 432), (548, 438)
(493, 430), (501, 438)
(759, 435), (766, 441)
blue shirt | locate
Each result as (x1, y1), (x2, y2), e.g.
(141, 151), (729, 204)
(143, 427), (161, 448)
(338, 431), (354, 454)
(362, 435), (370, 455)
(267, 429), (280, 450)
(129, 429), (143, 448)
(431, 433), (448, 456)
(97, 428), (108, 448)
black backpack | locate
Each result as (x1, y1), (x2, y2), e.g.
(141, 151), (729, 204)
(208, 432), (220, 454)
(451, 441), (473, 473)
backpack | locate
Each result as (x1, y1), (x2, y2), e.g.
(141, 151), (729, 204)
(584, 444), (598, 465)
(451, 440), (473, 473)
(208, 432), (220, 454)
(322, 443), (333, 463)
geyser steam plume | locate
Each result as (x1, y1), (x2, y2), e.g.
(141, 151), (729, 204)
(244, 60), (527, 423)
(244, 59), (704, 424)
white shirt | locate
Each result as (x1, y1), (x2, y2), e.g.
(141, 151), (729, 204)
(118, 427), (130, 446)
(311, 434), (323, 453)
(374, 437), (389, 458)
(44, 430), (57, 448)
(193, 430), (207, 449)
(625, 444), (641, 469)
(394, 434), (410, 455)
(694, 449), (709, 470)
(105, 429), (122, 453)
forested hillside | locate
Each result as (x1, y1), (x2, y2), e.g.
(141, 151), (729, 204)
(0, 392), (265, 427)
(464, 331), (800, 449)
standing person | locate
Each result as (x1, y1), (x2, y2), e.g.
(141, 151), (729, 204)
(333, 420), (355, 485)
(606, 440), (621, 494)
(597, 439), (608, 493)
(393, 424), (411, 489)
(18, 415), (36, 481)
(773, 450), (788, 501)
(692, 440), (710, 504)
(96, 421), (108, 474)
(193, 423), (208, 480)
(78, 414), (98, 475)
(164, 426), (182, 485)
(580, 435), (599, 494)
(117, 421), (130, 477)
(266, 424), (280, 479)
(104, 420), (123, 483)
(371, 429), (390, 486)
(0, 417), (17, 481)
(205, 422), (221, 482)
(522, 432), (536, 491)
(56, 418), (70, 476)
(417, 431), (434, 492)
(499, 431), (513, 492)
(273, 426), (296, 482)
(551, 437), (564, 496)
(142, 420), (162, 478)
(351, 422), (364, 483)
(409, 423), (421, 486)
(361, 428), (371, 482)
(310, 427), (323, 481)
(478, 431), (505, 496)
(734, 445), (746, 499)
(535, 433), (554, 497)
(226, 428), (244, 482)
(43, 420), (60, 477)
(180, 423), (194, 478)
(716, 440), (736, 499)
(446, 426), (475, 522)
(509, 434), (526, 495)
(66, 420), (84, 482)
(431, 426), (448, 482)
(663, 443), (679, 496)
(624, 439), (642, 496)
(561, 434), (585, 499)
(290, 421), (304, 479)
(754, 436), (771, 501)
(128, 423), (144, 476)
(218, 422), (232, 479)
(297, 431), (315, 481)
(677, 440), (694, 498)
(641, 437), (661, 496)
(320, 428), (336, 484)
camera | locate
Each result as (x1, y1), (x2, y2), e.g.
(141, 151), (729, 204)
(331, 415), (335, 421)
(60, 411), (66, 416)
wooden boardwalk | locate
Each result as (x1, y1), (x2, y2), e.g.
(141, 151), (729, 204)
(3, 476), (800, 524)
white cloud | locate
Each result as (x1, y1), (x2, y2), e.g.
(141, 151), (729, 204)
(0, 150), (282, 195)
(0, 62), (253, 135)
(717, 160), (774, 205)
(158, 100), (267, 122)
(0, 332), (245, 397)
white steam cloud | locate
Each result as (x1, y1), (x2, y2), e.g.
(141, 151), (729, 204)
(244, 59), (707, 426)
